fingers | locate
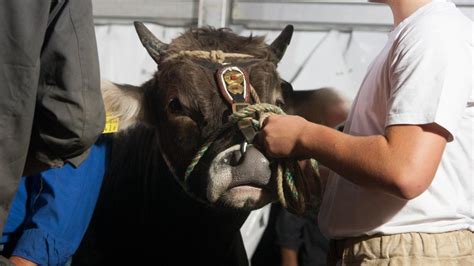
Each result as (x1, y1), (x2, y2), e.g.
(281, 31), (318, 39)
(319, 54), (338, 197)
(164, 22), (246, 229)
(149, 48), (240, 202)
(254, 115), (273, 149)
(254, 121), (271, 157)
(254, 115), (287, 159)
(255, 128), (279, 159)
(254, 131), (264, 150)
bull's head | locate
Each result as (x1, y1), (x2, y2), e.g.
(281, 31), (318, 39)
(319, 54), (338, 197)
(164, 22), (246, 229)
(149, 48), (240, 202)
(117, 23), (294, 211)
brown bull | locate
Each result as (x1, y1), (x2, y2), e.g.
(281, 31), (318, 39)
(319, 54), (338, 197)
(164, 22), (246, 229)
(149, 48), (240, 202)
(73, 23), (295, 266)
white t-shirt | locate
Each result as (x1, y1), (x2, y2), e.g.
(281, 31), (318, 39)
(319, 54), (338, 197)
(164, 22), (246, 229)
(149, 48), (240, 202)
(318, 0), (473, 239)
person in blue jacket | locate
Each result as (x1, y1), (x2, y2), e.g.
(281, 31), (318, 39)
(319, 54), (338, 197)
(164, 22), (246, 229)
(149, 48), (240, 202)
(0, 137), (110, 266)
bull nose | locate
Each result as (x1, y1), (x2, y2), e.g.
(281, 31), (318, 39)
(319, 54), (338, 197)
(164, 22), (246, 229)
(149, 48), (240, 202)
(229, 145), (272, 186)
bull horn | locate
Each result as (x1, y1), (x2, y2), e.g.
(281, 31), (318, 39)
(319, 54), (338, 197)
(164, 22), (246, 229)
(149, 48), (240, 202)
(134, 21), (169, 64)
(269, 25), (294, 63)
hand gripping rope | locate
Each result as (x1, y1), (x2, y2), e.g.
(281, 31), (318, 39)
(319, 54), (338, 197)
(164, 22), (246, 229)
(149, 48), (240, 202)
(184, 87), (322, 215)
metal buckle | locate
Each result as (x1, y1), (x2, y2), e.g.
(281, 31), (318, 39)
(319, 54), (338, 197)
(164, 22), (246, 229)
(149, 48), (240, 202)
(238, 119), (257, 143)
(232, 102), (250, 113)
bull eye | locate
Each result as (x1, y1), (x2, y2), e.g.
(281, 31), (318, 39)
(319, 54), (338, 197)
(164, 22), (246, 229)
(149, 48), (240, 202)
(168, 98), (183, 113)
(276, 99), (285, 108)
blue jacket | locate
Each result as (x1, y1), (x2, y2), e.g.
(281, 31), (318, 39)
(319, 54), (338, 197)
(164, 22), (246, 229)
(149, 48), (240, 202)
(1, 137), (109, 265)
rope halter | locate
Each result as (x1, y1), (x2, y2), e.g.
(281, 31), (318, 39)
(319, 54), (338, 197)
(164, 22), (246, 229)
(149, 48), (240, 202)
(162, 50), (254, 64)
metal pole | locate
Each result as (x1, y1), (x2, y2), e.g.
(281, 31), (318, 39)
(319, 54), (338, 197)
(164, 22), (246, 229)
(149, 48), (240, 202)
(198, 0), (231, 28)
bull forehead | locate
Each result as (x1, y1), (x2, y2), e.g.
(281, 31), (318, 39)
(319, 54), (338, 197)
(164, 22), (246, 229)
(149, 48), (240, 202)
(153, 60), (281, 146)
(157, 58), (281, 111)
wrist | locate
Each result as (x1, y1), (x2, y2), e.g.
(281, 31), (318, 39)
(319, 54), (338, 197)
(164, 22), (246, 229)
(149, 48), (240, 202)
(295, 118), (313, 159)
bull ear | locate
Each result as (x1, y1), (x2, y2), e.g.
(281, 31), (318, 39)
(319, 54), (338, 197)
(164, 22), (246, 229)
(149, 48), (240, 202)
(134, 22), (169, 64)
(270, 25), (294, 63)
(101, 80), (143, 131)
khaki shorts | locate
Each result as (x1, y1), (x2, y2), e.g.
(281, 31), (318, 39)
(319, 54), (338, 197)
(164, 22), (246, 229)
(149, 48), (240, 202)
(328, 230), (474, 266)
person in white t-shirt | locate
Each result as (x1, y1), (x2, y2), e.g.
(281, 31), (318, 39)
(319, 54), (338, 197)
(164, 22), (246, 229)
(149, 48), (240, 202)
(257, 0), (473, 264)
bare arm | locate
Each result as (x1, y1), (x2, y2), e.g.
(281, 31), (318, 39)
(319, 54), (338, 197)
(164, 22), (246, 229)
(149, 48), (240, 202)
(259, 115), (448, 199)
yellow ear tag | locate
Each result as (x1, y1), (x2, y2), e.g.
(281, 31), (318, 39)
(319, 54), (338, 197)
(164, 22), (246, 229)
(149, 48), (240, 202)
(103, 112), (119, 134)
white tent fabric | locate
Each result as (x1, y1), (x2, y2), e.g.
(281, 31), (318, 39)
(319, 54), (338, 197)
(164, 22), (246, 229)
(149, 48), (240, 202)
(239, 28), (387, 101)
(288, 30), (354, 97)
(95, 23), (183, 85)
(96, 24), (387, 100)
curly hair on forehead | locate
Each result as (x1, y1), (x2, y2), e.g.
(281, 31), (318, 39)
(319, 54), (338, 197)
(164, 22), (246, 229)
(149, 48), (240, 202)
(166, 27), (278, 62)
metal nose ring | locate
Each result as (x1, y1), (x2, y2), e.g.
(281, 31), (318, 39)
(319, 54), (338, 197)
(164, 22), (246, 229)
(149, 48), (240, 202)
(240, 141), (248, 155)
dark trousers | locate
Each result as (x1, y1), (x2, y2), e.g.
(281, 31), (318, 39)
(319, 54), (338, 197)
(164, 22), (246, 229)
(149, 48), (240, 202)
(0, 0), (103, 234)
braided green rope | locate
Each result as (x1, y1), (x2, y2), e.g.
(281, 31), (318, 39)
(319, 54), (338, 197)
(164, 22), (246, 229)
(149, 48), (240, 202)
(184, 103), (320, 214)
(284, 168), (299, 199)
(184, 138), (216, 180)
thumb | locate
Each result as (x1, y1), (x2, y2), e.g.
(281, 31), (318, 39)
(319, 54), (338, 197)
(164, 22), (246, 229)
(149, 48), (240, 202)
(254, 131), (264, 149)
(259, 113), (272, 129)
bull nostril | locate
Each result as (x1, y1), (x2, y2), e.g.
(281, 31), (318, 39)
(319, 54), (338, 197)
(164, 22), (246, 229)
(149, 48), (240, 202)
(229, 150), (243, 166)
(229, 142), (249, 166)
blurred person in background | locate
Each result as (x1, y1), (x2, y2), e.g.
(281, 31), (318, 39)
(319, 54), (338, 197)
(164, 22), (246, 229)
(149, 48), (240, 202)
(276, 88), (350, 266)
